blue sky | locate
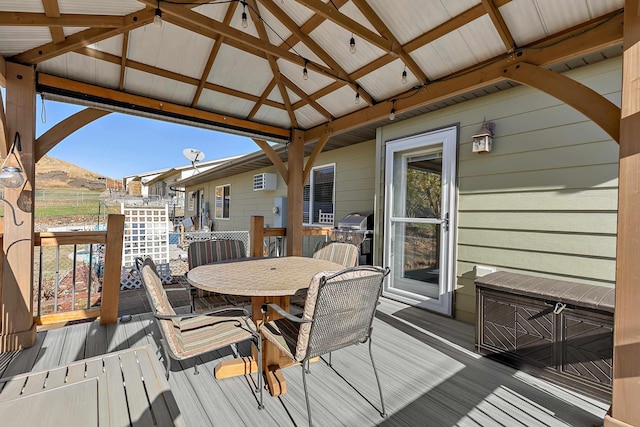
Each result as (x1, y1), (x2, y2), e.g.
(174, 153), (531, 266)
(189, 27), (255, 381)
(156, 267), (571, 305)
(1, 88), (263, 179)
(36, 98), (262, 179)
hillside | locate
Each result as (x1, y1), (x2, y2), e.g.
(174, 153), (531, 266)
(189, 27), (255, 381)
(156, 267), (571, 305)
(36, 155), (121, 191)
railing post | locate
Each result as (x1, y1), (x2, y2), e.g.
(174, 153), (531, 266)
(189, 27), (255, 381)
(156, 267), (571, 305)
(100, 214), (124, 325)
(250, 216), (264, 257)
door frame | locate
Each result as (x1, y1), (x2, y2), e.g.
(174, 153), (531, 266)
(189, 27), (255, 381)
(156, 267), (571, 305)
(382, 125), (458, 315)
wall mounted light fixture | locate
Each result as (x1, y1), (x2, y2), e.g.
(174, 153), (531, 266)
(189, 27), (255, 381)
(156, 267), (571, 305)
(0, 132), (26, 226)
(472, 120), (495, 153)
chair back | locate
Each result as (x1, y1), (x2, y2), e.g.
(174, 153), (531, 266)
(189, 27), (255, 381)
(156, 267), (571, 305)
(187, 239), (247, 269)
(297, 266), (388, 361)
(138, 257), (176, 318)
(312, 241), (359, 267)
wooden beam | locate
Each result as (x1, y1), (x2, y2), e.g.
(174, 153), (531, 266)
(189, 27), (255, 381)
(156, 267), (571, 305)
(11, 8), (155, 64)
(303, 132), (331, 183)
(280, 75), (332, 120)
(252, 138), (288, 185)
(0, 11), (125, 28)
(481, 0), (516, 51)
(35, 108), (111, 161)
(286, 130), (305, 256)
(304, 10), (623, 142)
(34, 308), (100, 325)
(293, 0), (395, 53)
(191, 2), (238, 107)
(248, 80), (277, 120)
(605, 2), (640, 425)
(100, 214), (124, 325)
(0, 95), (7, 157)
(352, 0), (428, 82)
(0, 54), (5, 87)
(502, 62), (620, 142)
(41, 0), (64, 44)
(118, 31), (129, 91)
(37, 73), (290, 139)
(1, 62), (36, 351)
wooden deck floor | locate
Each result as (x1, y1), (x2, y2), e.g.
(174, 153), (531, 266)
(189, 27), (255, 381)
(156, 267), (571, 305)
(0, 298), (609, 426)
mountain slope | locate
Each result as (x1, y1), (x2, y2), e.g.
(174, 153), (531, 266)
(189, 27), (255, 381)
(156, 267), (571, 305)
(36, 156), (120, 190)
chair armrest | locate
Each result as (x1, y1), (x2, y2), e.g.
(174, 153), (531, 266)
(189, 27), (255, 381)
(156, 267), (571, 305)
(261, 303), (311, 324)
(155, 306), (250, 321)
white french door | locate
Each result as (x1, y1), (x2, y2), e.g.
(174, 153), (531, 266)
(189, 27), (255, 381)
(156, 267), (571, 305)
(383, 126), (457, 315)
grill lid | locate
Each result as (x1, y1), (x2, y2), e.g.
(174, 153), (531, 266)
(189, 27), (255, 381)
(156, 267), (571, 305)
(337, 212), (373, 230)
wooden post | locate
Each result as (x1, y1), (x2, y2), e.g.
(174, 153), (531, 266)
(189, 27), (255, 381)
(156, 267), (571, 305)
(100, 214), (125, 325)
(605, 2), (640, 426)
(249, 216), (264, 257)
(286, 129), (305, 256)
(0, 62), (36, 351)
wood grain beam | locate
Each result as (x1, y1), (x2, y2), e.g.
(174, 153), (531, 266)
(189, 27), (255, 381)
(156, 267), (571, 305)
(248, 80), (277, 120)
(37, 73), (290, 139)
(0, 11), (125, 28)
(293, 0), (395, 53)
(41, 0), (64, 44)
(352, 0), (428, 82)
(0, 55), (5, 87)
(304, 11), (623, 142)
(481, 0), (515, 51)
(35, 108), (111, 161)
(502, 62), (620, 141)
(303, 132), (330, 183)
(10, 8), (155, 64)
(118, 31), (129, 91)
(191, 2), (238, 107)
(0, 96), (7, 157)
(252, 138), (288, 184)
(280, 75), (332, 120)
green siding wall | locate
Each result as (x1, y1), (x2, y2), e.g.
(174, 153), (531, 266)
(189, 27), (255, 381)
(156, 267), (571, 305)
(377, 57), (620, 324)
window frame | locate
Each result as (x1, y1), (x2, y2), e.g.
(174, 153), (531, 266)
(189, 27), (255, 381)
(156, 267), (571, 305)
(303, 163), (336, 226)
(214, 184), (231, 220)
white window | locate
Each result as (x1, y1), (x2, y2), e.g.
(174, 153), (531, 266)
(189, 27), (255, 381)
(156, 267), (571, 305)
(215, 184), (231, 219)
(303, 164), (335, 225)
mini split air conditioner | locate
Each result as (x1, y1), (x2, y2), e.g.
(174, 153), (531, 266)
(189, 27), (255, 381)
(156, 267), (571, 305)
(253, 173), (277, 191)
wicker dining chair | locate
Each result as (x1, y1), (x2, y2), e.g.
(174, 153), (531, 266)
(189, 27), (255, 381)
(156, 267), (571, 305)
(260, 265), (390, 426)
(186, 239), (252, 312)
(290, 241), (359, 309)
(137, 257), (264, 409)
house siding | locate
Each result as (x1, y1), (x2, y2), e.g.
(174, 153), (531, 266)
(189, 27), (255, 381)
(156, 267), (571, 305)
(186, 139), (377, 233)
(376, 57), (620, 324)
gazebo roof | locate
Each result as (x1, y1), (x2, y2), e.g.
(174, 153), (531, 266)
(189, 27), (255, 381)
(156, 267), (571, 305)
(0, 0), (624, 153)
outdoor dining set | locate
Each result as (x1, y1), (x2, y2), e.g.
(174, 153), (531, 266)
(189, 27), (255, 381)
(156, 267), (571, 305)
(136, 238), (390, 427)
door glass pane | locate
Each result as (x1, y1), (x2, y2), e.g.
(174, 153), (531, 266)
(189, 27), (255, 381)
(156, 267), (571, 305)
(391, 221), (440, 297)
(393, 152), (442, 218)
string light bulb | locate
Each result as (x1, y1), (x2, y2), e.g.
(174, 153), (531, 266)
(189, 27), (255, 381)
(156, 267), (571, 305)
(401, 65), (407, 84)
(349, 34), (356, 54)
(303, 60), (308, 80)
(153, 2), (162, 27)
(241, 2), (249, 28)
(389, 100), (396, 121)
(355, 86), (360, 104)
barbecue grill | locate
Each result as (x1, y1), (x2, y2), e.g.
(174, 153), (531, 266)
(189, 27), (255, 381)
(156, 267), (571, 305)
(329, 213), (374, 265)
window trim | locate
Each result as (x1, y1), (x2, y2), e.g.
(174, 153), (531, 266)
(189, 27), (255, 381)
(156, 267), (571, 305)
(303, 163), (336, 226)
(214, 184), (231, 220)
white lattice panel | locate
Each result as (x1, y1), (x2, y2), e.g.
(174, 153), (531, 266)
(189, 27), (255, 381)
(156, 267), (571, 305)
(121, 204), (170, 270)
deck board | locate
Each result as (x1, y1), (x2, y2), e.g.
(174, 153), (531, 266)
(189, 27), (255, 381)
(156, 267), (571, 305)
(0, 297), (609, 426)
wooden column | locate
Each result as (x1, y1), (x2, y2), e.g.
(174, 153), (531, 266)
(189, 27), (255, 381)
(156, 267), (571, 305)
(286, 129), (304, 256)
(1, 62), (36, 351)
(249, 215), (265, 257)
(605, 2), (640, 426)
(99, 214), (125, 325)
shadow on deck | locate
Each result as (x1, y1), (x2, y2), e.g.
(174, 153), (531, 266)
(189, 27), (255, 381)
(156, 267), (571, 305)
(1, 298), (609, 426)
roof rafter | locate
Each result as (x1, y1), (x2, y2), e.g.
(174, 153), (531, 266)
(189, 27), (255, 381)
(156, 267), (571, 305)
(305, 10), (623, 142)
(292, 0), (395, 53)
(10, 8), (155, 64)
(41, 0), (64, 44)
(247, 79), (277, 120)
(118, 31), (129, 91)
(248, 0), (298, 127)
(280, 74), (332, 120)
(351, 0), (428, 83)
(191, 1), (238, 107)
(0, 11), (125, 28)
(481, 0), (516, 51)
(258, 0), (374, 105)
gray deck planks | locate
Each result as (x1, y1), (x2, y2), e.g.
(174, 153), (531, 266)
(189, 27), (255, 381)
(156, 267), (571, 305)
(0, 297), (610, 427)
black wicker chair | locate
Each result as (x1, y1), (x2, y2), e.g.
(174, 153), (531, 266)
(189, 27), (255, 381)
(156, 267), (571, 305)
(260, 265), (390, 426)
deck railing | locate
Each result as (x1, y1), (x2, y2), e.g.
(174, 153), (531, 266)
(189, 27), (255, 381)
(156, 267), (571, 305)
(30, 214), (125, 326)
(249, 216), (333, 257)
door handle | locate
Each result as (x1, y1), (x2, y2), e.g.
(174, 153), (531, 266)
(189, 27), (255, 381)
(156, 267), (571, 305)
(443, 213), (449, 232)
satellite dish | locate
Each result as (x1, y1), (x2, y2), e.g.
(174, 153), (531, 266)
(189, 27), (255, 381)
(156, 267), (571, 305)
(183, 148), (206, 173)
(183, 148), (205, 162)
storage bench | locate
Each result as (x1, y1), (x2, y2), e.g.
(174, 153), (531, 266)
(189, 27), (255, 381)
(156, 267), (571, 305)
(475, 271), (614, 400)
